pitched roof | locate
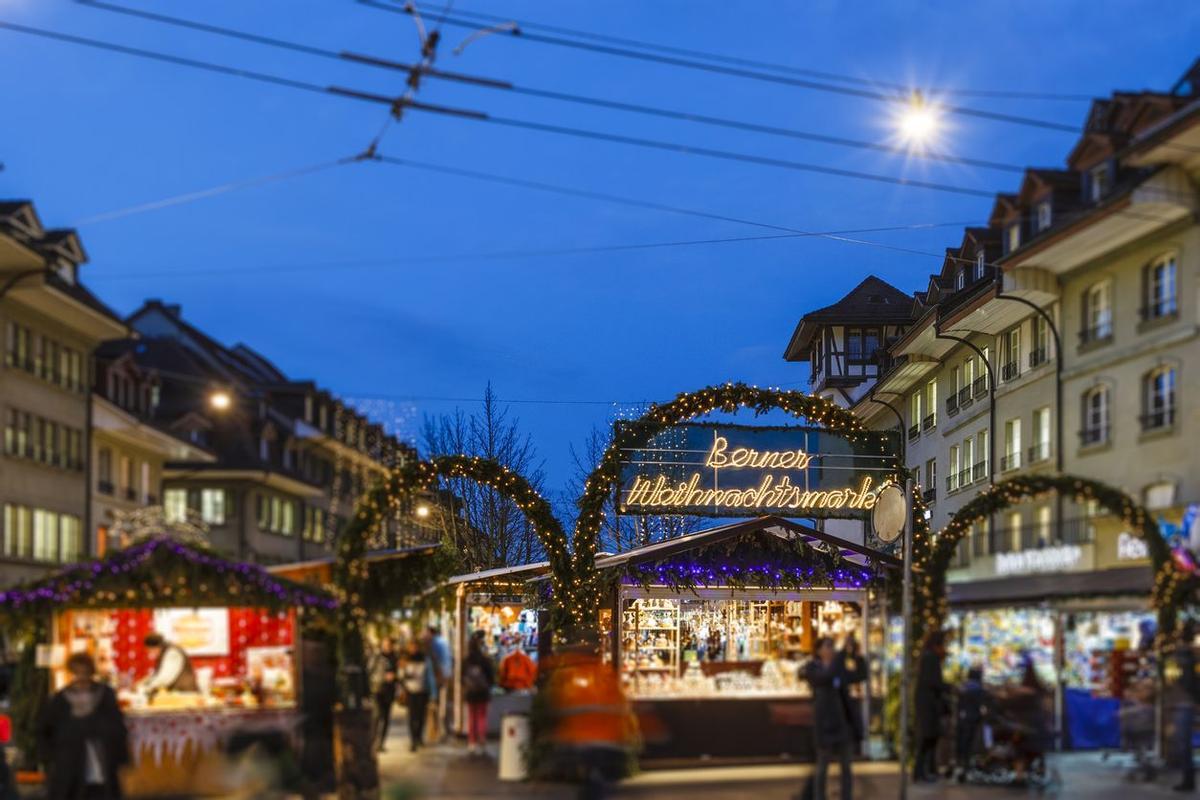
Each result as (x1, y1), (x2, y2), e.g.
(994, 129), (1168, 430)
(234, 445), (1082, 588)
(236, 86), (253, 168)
(783, 276), (915, 360)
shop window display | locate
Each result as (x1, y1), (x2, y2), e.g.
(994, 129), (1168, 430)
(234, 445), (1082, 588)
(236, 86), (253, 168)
(467, 602), (538, 661)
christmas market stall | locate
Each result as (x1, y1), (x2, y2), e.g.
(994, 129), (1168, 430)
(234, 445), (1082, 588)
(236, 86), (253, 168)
(592, 516), (898, 764)
(0, 535), (338, 797)
(441, 561), (550, 735)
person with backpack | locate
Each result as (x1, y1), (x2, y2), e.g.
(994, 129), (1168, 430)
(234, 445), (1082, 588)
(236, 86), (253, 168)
(462, 631), (495, 756)
(400, 640), (431, 753)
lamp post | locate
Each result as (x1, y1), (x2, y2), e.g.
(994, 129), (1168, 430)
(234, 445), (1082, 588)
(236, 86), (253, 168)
(899, 477), (914, 800)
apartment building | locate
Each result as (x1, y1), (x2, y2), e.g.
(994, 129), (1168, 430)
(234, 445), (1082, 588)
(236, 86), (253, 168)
(0, 200), (128, 586)
(785, 60), (1200, 702)
(118, 300), (436, 565)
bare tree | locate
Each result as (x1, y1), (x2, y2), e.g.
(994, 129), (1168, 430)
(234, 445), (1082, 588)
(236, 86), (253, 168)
(568, 424), (705, 554)
(422, 384), (547, 569)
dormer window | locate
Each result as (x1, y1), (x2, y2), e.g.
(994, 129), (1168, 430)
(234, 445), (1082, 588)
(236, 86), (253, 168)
(1036, 201), (1052, 232)
(1006, 223), (1021, 254)
(955, 267), (966, 290)
(974, 250), (986, 280)
(1090, 163), (1111, 202)
(53, 261), (75, 285)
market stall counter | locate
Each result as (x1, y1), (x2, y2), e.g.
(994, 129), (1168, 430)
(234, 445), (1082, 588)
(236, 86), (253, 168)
(0, 535), (338, 797)
(591, 516), (898, 765)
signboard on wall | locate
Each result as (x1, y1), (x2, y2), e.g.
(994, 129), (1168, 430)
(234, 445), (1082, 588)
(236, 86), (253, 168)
(152, 608), (230, 656)
(617, 423), (899, 519)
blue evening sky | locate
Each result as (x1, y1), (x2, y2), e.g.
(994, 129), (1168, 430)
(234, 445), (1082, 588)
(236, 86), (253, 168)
(2, 1), (1197, 496)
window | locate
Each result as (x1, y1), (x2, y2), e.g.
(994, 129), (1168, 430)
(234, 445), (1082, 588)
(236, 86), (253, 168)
(1007, 511), (1022, 553)
(978, 347), (991, 392)
(909, 392), (922, 439)
(3, 408), (80, 470)
(1000, 327), (1020, 381)
(33, 509), (59, 562)
(961, 437), (973, 483)
(973, 517), (991, 558)
(923, 379), (937, 429)
(962, 357), (975, 398)
(976, 430), (988, 479)
(1032, 407), (1051, 463)
(3, 503), (32, 559)
(1145, 481), (1177, 511)
(949, 445), (960, 491)
(845, 328), (862, 362)
(974, 250), (986, 281)
(1142, 366), (1177, 431)
(119, 456), (132, 492)
(1081, 281), (1113, 343)
(97, 447), (113, 489)
(1036, 201), (1052, 232)
(1006, 223), (1021, 253)
(863, 329), (880, 361)
(924, 459), (936, 494)
(1003, 418), (1022, 471)
(281, 499), (295, 535)
(1090, 162), (1111, 202)
(61, 516), (82, 562)
(1143, 254), (1178, 320)
(1081, 386), (1110, 446)
(164, 488), (189, 523)
(200, 489), (227, 525)
(1030, 316), (1049, 367)
(956, 267), (966, 290)
(1036, 507), (1052, 547)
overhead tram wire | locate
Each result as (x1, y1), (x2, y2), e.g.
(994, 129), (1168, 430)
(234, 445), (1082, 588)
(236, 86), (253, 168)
(76, 1), (1026, 174)
(416, 2), (1096, 102)
(357, 0), (1083, 134)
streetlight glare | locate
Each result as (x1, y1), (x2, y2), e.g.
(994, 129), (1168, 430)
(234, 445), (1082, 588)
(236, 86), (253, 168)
(208, 390), (232, 411)
(415, 504), (431, 518)
(895, 90), (942, 150)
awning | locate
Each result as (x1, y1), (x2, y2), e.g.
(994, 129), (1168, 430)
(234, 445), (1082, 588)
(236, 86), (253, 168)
(444, 561), (551, 586)
(947, 565), (1153, 608)
(268, 542), (441, 584)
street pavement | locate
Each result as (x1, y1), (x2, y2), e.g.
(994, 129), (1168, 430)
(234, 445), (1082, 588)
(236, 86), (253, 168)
(379, 726), (1189, 798)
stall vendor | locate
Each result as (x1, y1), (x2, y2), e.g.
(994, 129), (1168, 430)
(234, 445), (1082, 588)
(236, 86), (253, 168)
(140, 634), (198, 695)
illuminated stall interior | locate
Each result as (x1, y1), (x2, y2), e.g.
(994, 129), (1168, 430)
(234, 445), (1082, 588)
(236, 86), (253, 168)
(591, 516), (897, 762)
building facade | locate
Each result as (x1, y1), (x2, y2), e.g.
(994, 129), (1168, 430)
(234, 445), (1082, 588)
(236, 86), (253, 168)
(785, 62), (1200, 707)
(0, 201), (128, 586)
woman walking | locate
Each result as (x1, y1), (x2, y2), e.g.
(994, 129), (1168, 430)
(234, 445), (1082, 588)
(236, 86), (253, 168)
(37, 652), (129, 800)
(462, 631), (495, 756)
(400, 640), (431, 752)
(913, 629), (949, 783)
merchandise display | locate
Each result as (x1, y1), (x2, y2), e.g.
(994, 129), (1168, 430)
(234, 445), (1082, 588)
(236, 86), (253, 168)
(619, 596), (864, 699)
(1063, 610), (1156, 693)
(467, 603), (538, 660)
(948, 608), (1057, 685)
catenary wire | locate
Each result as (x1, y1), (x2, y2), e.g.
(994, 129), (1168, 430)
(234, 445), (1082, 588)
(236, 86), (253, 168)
(356, 0), (1083, 134)
(421, 2), (1096, 102)
(77, 1), (1027, 174)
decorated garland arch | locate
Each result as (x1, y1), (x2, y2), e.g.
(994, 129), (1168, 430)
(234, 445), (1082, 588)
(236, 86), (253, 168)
(334, 454), (570, 693)
(913, 474), (1174, 651)
(568, 382), (895, 632)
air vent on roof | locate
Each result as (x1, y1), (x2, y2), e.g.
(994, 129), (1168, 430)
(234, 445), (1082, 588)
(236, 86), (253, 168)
(867, 294), (887, 304)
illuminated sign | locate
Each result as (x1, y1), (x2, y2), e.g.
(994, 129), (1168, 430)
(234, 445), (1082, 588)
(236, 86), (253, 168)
(995, 545), (1082, 576)
(617, 423), (898, 518)
(1117, 531), (1149, 561)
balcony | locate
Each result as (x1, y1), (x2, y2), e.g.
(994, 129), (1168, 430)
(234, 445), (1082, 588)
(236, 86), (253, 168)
(946, 395), (959, 417)
(1000, 451), (1022, 472)
(1141, 409), (1176, 432)
(1078, 324), (1113, 348)
(972, 461), (987, 483)
(957, 386), (974, 409)
(1079, 426), (1110, 447)
(907, 424), (920, 441)
(973, 376), (989, 398)
(922, 413), (936, 432)
(1001, 360), (1020, 382)
(946, 474), (959, 493)
(922, 487), (937, 504)
(1028, 441), (1051, 464)
(991, 518), (1095, 553)
(957, 468), (972, 488)
(98, 480), (114, 496)
(1060, 518), (1095, 545)
(1140, 300), (1178, 323)
(1029, 347), (1048, 369)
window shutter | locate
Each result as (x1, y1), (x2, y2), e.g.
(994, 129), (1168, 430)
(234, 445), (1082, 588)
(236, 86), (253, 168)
(1080, 289), (1089, 333)
(1141, 263), (1149, 314)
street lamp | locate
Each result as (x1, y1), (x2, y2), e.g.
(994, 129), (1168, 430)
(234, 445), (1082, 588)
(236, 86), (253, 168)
(208, 390), (232, 412)
(415, 504), (431, 519)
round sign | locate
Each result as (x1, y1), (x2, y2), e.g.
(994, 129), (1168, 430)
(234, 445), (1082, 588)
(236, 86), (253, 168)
(872, 485), (907, 543)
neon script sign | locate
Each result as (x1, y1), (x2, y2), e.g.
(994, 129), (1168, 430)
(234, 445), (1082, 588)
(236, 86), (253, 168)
(618, 424), (898, 518)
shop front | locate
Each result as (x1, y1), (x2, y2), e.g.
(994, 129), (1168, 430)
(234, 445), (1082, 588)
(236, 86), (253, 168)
(0, 535), (337, 797)
(593, 516), (897, 765)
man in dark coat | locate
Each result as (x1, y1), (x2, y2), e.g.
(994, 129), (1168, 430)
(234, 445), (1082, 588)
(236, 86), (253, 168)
(954, 665), (989, 780)
(913, 630), (948, 783)
(38, 652), (129, 800)
(800, 636), (864, 800)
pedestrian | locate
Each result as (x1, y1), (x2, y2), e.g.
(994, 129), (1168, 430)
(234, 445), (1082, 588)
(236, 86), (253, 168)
(423, 625), (452, 743)
(799, 636), (862, 800)
(1173, 619), (1198, 792)
(37, 652), (129, 800)
(499, 643), (538, 692)
(913, 629), (949, 783)
(372, 638), (399, 752)
(400, 640), (431, 753)
(462, 631), (495, 756)
(954, 665), (989, 781)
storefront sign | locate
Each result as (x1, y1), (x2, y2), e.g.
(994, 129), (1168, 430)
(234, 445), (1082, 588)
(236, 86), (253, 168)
(152, 608), (230, 656)
(618, 423), (898, 518)
(1117, 532), (1149, 561)
(995, 545), (1083, 576)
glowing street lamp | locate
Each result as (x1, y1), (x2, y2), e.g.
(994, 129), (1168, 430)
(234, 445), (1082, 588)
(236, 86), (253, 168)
(208, 390), (232, 412)
(415, 504), (431, 519)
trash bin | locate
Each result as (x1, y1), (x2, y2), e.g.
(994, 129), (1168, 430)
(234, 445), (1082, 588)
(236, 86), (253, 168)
(498, 712), (530, 781)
